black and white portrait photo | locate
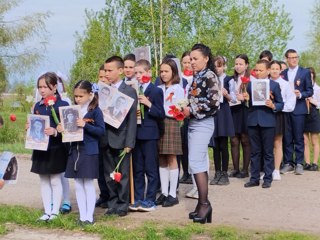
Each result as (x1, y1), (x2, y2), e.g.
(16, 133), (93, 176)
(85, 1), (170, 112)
(252, 79), (270, 106)
(25, 114), (50, 151)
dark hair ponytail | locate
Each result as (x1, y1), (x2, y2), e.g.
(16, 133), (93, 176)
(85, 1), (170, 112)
(74, 80), (99, 111)
(37, 72), (61, 96)
(191, 43), (215, 73)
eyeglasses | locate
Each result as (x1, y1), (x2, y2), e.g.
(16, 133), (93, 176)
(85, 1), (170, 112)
(287, 56), (299, 60)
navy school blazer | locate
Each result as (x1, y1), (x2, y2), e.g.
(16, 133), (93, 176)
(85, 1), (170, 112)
(281, 67), (313, 115)
(136, 82), (165, 140)
(246, 80), (284, 128)
(72, 106), (105, 155)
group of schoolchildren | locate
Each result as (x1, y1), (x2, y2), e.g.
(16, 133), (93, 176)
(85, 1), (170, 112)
(25, 46), (319, 225)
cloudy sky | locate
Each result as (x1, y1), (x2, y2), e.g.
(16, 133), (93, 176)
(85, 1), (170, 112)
(4, 0), (316, 83)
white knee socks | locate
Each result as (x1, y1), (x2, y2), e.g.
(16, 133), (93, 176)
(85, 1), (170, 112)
(169, 168), (179, 198)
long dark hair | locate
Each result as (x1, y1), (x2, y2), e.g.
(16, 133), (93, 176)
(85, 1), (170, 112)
(73, 80), (98, 111)
(37, 72), (61, 96)
(191, 43), (215, 72)
(160, 58), (180, 85)
(233, 54), (250, 80)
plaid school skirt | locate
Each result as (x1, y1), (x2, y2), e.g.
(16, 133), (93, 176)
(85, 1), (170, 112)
(159, 118), (183, 155)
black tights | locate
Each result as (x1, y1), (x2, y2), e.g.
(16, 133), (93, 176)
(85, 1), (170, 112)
(213, 137), (229, 172)
(193, 172), (209, 216)
(230, 134), (250, 172)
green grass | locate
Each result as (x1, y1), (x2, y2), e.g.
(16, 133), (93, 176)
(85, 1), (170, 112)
(0, 205), (319, 240)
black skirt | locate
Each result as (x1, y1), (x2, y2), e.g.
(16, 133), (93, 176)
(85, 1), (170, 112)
(275, 112), (285, 135)
(304, 105), (320, 133)
(31, 145), (68, 174)
(230, 104), (248, 134)
(65, 144), (99, 179)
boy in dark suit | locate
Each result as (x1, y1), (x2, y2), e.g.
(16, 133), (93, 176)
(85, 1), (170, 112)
(280, 49), (313, 175)
(129, 60), (165, 212)
(244, 59), (283, 188)
(100, 56), (137, 216)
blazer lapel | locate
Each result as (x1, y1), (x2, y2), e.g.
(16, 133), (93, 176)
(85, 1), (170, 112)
(294, 67), (302, 88)
(144, 83), (153, 97)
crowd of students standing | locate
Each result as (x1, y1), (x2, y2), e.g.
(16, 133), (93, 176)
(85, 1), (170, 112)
(26, 44), (319, 225)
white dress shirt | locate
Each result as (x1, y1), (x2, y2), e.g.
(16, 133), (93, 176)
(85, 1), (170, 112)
(158, 83), (185, 117)
(274, 77), (296, 112)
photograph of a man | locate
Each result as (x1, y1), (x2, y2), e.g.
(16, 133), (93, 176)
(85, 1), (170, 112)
(30, 119), (46, 142)
(63, 108), (79, 133)
(108, 96), (127, 121)
(253, 81), (267, 101)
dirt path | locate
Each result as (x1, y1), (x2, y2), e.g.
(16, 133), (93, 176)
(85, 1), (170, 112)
(1, 154), (320, 239)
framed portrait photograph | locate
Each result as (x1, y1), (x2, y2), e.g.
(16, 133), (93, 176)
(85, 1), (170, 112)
(98, 81), (117, 111)
(59, 105), (83, 142)
(134, 46), (151, 64)
(0, 151), (19, 184)
(100, 92), (134, 129)
(251, 79), (270, 106)
(25, 114), (50, 151)
(228, 78), (241, 106)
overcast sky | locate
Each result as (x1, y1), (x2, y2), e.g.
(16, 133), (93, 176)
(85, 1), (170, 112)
(4, 0), (316, 83)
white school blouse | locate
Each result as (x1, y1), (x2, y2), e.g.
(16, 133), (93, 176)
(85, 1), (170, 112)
(274, 77), (296, 112)
(158, 83), (185, 117)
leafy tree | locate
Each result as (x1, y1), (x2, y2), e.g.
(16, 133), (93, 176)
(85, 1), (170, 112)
(300, 0), (320, 81)
(70, 9), (118, 88)
(72, 0), (292, 78)
(0, 0), (50, 92)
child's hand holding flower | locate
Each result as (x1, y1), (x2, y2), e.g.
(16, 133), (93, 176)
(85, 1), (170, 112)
(138, 95), (152, 108)
(56, 123), (64, 133)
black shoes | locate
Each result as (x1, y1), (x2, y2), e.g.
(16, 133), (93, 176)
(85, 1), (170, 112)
(179, 173), (192, 184)
(305, 163), (319, 171)
(209, 171), (221, 185)
(262, 182), (271, 188)
(244, 181), (259, 188)
(155, 194), (167, 206)
(229, 170), (249, 178)
(104, 208), (127, 217)
(95, 197), (108, 208)
(210, 171), (230, 185)
(192, 202), (212, 224)
(162, 195), (179, 207)
(217, 171), (230, 185)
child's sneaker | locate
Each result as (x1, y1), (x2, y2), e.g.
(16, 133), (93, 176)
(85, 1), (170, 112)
(60, 201), (72, 214)
(37, 213), (50, 222)
(139, 200), (156, 212)
(48, 213), (58, 221)
(129, 200), (141, 211)
(272, 170), (281, 181)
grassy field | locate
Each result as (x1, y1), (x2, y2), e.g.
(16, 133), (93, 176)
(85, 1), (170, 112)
(0, 205), (319, 240)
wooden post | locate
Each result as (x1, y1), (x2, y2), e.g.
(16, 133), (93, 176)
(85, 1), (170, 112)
(129, 156), (134, 204)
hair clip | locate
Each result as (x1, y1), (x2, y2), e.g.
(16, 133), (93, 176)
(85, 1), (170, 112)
(91, 83), (99, 93)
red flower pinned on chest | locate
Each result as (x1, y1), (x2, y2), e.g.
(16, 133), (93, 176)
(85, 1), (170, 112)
(166, 92), (174, 102)
(240, 76), (250, 84)
(183, 69), (193, 76)
(141, 75), (151, 83)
